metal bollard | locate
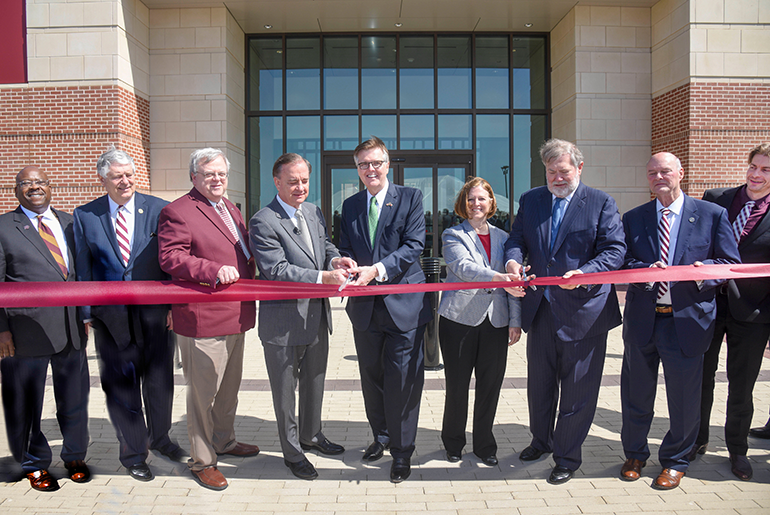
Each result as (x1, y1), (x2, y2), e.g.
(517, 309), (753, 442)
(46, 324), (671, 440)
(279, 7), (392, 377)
(421, 257), (443, 371)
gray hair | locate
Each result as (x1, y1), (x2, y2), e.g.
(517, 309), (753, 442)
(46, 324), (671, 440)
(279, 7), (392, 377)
(539, 138), (584, 169)
(96, 146), (135, 177)
(189, 148), (230, 181)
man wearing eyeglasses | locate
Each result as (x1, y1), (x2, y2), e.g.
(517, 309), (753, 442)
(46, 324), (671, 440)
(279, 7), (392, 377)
(73, 147), (186, 482)
(0, 167), (89, 492)
(158, 148), (258, 491)
(339, 136), (432, 483)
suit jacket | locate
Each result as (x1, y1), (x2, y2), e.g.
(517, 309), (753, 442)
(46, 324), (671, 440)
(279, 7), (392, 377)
(438, 220), (521, 328)
(73, 192), (170, 349)
(158, 187), (256, 338)
(622, 194), (741, 357)
(249, 198), (340, 346)
(339, 183), (432, 333)
(0, 207), (85, 357)
(703, 186), (770, 323)
(504, 182), (626, 341)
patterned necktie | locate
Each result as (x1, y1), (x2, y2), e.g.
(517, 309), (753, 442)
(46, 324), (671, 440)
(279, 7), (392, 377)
(295, 205), (315, 258)
(732, 200), (755, 244)
(115, 206), (131, 266)
(657, 208), (672, 300)
(368, 196), (379, 247)
(550, 197), (565, 252)
(37, 215), (68, 277)
(216, 202), (251, 259)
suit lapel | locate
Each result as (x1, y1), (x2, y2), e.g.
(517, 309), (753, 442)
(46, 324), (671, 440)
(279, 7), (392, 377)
(302, 203), (321, 266)
(271, 198), (317, 265)
(129, 193), (149, 268)
(14, 209), (65, 278)
(537, 188), (552, 253)
(674, 195), (697, 265)
(490, 225), (504, 270)
(461, 220), (489, 267)
(642, 201), (659, 260)
(551, 183), (585, 255)
(374, 184), (398, 253)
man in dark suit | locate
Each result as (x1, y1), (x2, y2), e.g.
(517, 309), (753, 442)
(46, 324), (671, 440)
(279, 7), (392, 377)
(619, 152), (739, 490)
(74, 148), (186, 482)
(158, 148), (259, 491)
(249, 153), (356, 480)
(504, 138), (626, 484)
(0, 166), (90, 491)
(339, 136), (432, 483)
(692, 143), (770, 481)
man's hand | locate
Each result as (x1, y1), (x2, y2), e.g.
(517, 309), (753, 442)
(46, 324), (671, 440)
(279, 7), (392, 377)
(495, 272), (526, 297)
(0, 331), (15, 358)
(217, 265), (240, 285)
(332, 257), (357, 271)
(506, 260), (523, 278)
(166, 311), (174, 331)
(351, 265), (378, 286)
(651, 261), (667, 269)
(559, 269), (584, 290)
(322, 269), (349, 285)
(508, 327), (522, 346)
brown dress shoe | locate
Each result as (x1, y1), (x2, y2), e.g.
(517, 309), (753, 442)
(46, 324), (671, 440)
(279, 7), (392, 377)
(26, 469), (60, 492)
(620, 458), (646, 481)
(65, 460), (91, 483)
(729, 454), (753, 481)
(218, 442), (260, 457)
(191, 466), (228, 490)
(653, 468), (685, 490)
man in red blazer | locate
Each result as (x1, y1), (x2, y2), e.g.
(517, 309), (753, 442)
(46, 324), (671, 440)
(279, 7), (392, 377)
(158, 148), (259, 491)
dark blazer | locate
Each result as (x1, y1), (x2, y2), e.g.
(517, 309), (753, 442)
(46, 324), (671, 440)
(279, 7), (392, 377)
(703, 186), (770, 323)
(158, 187), (256, 338)
(0, 207), (85, 357)
(622, 194), (741, 357)
(249, 198), (340, 346)
(504, 182), (626, 341)
(339, 183), (432, 333)
(73, 192), (170, 349)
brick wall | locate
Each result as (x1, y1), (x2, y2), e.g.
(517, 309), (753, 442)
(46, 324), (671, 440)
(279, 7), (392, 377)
(0, 85), (150, 213)
(652, 81), (770, 199)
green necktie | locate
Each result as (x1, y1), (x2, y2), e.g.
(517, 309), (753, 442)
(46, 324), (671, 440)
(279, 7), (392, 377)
(368, 196), (378, 247)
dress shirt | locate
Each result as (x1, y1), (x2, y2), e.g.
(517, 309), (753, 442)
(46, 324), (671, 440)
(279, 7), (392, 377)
(728, 185), (769, 238)
(107, 194), (135, 250)
(275, 195), (323, 284)
(366, 178), (390, 282)
(655, 193), (685, 305)
(20, 205), (70, 270)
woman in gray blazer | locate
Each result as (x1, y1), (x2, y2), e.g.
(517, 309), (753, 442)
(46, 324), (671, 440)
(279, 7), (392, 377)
(438, 177), (523, 466)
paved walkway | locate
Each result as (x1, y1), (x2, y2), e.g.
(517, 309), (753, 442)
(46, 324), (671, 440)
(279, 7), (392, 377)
(1, 304), (769, 514)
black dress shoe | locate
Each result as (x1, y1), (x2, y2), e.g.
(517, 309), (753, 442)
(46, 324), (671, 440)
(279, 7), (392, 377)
(152, 444), (189, 463)
(363, 441), (388, 462)
(390, 457), (411, 483)
(519, 445), (549, 462)
(686, 442), (707, 462)
(446, 451), (461, 463)
(127, 462), (154, 482)
(547, 465), (574, 485)
(284, 458), (318, 480)
(729, 454), (753, 481)
(301, 438), (345, 455)
(749, 421), (770, 440)
(478, 454), (498, 467)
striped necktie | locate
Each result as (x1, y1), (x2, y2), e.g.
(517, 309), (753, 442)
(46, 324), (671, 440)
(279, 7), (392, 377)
(732, 200), (755, 244)
(216, 202), (251, 259)
(116, 206), (131, 266)
(657, 208), (671, 300)
(37, 215), (68, 277)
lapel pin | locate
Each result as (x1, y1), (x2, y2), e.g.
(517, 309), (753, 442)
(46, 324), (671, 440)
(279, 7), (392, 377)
(386, 203), (393, 207)
(24, 225), (29, 230)
(689, 217), (695, 222)
(138, 208), (144, 214)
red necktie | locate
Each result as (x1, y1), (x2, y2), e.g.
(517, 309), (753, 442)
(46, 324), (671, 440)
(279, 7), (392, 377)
(37, 215), (68, 277)
(657, 208), (671, 300)
(116, 206), (131, 266)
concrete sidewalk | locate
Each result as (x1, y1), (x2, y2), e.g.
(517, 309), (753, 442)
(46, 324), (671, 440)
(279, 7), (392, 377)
(1, 304), (769, 514)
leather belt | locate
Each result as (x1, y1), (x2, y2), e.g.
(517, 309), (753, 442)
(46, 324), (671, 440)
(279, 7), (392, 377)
(655, 305), (673, 314)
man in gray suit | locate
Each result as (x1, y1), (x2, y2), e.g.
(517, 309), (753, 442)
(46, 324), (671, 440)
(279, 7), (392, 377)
(249, 153), (356, 480)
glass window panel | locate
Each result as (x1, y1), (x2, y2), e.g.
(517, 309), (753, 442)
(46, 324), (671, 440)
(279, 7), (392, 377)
(249, 116), (283, 217)
(248, 38), (283, 111)
(362, 36), (396, 109)
(400, 114), (435, 150)
(513, 114), (547, 205)
(512, 37), (547, 109)
(437, 36), (471, 109)
(475, 36), (509, 109)
(403, 167), (434, 257)
(286, 37), (320, 110)
(399, 36), (434, 109)
(324, 115), (358, 150)
(362, 115), (396, 149)
(437, 166), (467, 257)
(286, 116), (321, 206)
(330, 167), (360, 246)
(324, 37), (358, 110)
(476, 114), (511, 231)
(438, 114), (472, 149)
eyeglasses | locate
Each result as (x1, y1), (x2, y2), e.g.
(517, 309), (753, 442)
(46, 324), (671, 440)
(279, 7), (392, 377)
(199, 172), (228, 180)
(356, 161), (386, 170)
(105, 173), (134, 183)
(17, 180), (50, 188)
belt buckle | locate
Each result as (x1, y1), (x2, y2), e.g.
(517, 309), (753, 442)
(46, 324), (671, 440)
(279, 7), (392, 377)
(655, 305), (673, 314)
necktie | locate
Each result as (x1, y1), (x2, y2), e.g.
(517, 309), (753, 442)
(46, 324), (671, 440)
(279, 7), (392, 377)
(368, 196), (379, 247)
(115, 206), (131, 266)
(216, 202), (251, 259)
(550, 197), (565, 252)
(295, 205), (315, 258)
(732, 200), (755, 244)
(37, 215), (68, 277)
(657, 208), (672, 300)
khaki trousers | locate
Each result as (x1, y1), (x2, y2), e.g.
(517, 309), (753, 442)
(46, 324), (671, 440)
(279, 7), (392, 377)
(177, 332), (245, 471)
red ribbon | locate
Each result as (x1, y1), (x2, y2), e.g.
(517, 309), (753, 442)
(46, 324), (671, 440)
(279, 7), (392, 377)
(1, 263), (768, 309)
